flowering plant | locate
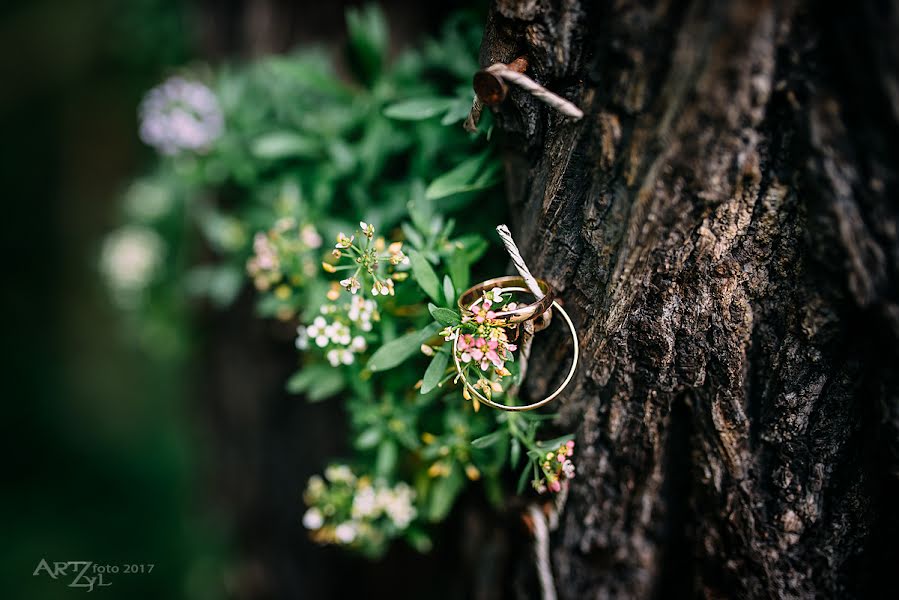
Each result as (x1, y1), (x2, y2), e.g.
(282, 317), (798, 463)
(105, 5), (576, 559)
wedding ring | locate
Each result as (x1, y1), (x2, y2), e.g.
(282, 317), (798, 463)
(457, 275), (555, 325)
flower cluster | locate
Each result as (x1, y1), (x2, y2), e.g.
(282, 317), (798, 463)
(302, 465), (417, 556)
(246, 217), (323, 295)
(138, 76), (224, 155)
(457, 331), (516, 372)
(296, 296), (378, 366)
(442, 288), (520, 405)
(325, 222), (409, 297)
(532, 440), (576, 494)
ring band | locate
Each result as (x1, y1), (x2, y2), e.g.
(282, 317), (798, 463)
(457, 275), (555, 325)
(452, 300), (578, 411)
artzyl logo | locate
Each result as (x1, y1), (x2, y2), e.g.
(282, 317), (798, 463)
(33, 559), (155, 591)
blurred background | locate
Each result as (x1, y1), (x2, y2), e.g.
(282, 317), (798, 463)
(1, 1), (510, 598)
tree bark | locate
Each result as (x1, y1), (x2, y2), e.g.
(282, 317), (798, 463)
(479, 1), (899, 598)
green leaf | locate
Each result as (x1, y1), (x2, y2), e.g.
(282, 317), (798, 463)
(428, 303), (460, 327)
(516, 462), (534, 494)
(375, 439), (398, 478)
(367, 323), (440, 372)
(471, 430), (504, 449)
(401, 222), (424, 249)
(535, 434), (575, 451)
(421, 350), (450, 394)
(443, 275), (456, 306)
(345, 4), (387, 85)
(511, 437), (521, 467)
(406, 180), (431, 234)
(285, 365), (346, 401)
(405, 527), (433, 553)
(250, 131), (319, 159)
(408, 249), (441, 303)
(440, 97), (474, 126)
(185, 265), (243, 307)
(428, 464), (464, 521)
(383, 98), (454, 121)
(425, 151), (501, 200)
(356, 427), (382, 449)
(447, 250), (469, 292)
(453, 234), (489, 263)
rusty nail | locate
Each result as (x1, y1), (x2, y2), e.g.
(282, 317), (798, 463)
(473, 56), (528, 106)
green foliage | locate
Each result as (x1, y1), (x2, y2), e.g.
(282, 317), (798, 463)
(105, 4), (575, 560)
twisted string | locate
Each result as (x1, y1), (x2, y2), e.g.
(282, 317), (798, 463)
(496, 224), (544, 299)
(527, 505), (558, 600)
(486, 64), (584, 120)
(463, 95), (484, 133)
(464, 64), (584, 131)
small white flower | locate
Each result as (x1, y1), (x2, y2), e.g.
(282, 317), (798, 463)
(335, 233), (354, 249)
(359, 221), (375, 238)
(351, 485), (378, 519)
(340, 277), (361, 294)
(351, 336), (367, 352)
(302, 507), (324, 530)
(334, 522), (357, 544)
(315, 335), (329, 348)
(326, 349), (340, 367)
(383, 484), (416, 528)
(295, 328), (309, 350)
(307, 475), (325, 494)
(325, 465), (355, 483)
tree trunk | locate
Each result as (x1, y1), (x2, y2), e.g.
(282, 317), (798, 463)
(479, 1), (899, 598)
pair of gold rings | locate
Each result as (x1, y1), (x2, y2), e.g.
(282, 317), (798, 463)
(453, 275), (578, 411)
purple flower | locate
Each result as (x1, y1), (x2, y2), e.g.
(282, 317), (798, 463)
(139, 77), (224, 155)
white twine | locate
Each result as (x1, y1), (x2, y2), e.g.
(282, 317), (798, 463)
(496, 224), (544, 299)
(464, 64), (584, 131)
(486, 64), (584, 120)
(527, 504), (558, 600)
(497, 224), (544, 394)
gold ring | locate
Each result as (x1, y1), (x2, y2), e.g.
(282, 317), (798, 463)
(452, 300), (578, 411)
(457, 275), (555, 325)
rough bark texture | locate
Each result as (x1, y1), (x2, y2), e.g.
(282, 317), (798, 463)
(479, 1), (899, 598)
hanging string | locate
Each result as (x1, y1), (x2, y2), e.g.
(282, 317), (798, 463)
(527, 505), (558, 600)
(463, 95), (484, 133)
(496, 224), (544, 299)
